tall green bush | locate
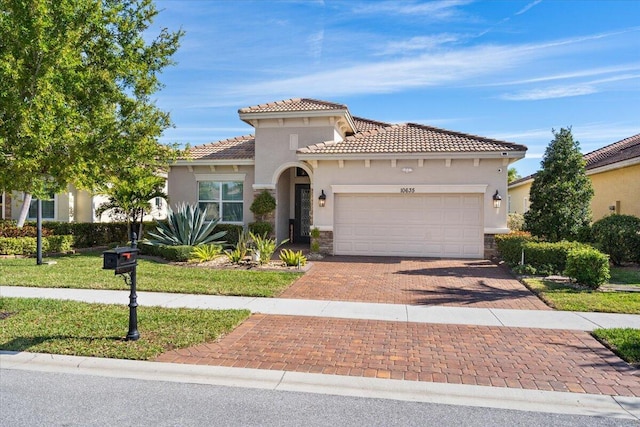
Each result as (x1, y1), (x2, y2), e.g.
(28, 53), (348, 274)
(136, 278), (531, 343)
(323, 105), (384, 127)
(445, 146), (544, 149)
(591, 214), (640, 265)
(565, 247), (610, 289)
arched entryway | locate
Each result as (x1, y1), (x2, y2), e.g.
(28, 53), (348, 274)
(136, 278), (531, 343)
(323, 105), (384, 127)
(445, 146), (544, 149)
(273, 163), (313, 245)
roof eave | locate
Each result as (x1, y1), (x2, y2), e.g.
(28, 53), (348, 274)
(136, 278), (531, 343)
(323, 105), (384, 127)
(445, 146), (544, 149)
(172, 159), (255, 166)
(298, 150), (527, 161)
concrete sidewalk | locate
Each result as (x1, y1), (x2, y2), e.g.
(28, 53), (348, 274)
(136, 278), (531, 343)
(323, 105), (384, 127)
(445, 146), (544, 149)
(3, 285), (640, 331)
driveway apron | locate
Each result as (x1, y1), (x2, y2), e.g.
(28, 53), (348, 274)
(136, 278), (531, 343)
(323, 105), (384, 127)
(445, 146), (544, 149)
(156, 257), (640, 398)
(280, 257), (550, 310)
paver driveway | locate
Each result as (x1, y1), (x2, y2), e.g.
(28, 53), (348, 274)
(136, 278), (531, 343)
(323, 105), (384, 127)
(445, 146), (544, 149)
(156, 257), (640, 398)
(280, 257), (550, 310)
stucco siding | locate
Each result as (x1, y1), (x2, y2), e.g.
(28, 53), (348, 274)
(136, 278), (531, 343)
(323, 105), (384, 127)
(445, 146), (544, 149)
(590, 163), (640, 220)
(311, 157), (509, 232)
(508, 181), (532, 214)
(167, 164), (256, 224)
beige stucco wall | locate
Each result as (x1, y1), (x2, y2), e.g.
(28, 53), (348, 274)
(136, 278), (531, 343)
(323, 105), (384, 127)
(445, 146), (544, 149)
(309, 157), (510, 233)
(253, 117), (341, 185)
(590, 163), (640, 220)
(509, 163), (640, 222)
(507, 181), (532, 214)
(167, 164), (256, 224)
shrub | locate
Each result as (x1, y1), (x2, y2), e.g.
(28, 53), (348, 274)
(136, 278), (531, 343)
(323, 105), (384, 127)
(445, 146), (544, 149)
(521, 240), (587, 275)
(249, 232), (288, 265)
(225, 247), (245, 263)
(139, 243), (193, 262)
(147, 203), (227, 246)
(0, 235), (73, 255)
(564, 247), (610, 289)
(279, 248), (307, 267)
(248, 221), (273, 237)
(190, 244), (223, 262)
(0, 221), (53, 238)
(250, 190), (276, 218)
(507, 213), (525, 231)
(214, 224), (243, 246)
(42, 221), (130, 247)
(591, 214), (640, 265)
(494, 232), (538, 266)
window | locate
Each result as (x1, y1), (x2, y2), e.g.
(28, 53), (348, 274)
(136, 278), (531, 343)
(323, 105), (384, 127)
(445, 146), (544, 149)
(198, 181), (243, 222)
(28, 194), (56, 220)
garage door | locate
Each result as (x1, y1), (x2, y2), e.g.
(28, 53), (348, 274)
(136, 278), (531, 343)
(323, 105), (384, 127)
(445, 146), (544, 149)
(334, 194), (483, 258)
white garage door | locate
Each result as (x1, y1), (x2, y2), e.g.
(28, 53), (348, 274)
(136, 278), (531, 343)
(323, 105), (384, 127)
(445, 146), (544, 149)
(334, 194), (483, 258)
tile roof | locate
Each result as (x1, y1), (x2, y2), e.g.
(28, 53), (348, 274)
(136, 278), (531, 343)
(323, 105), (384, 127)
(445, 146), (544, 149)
(583, 133), (640, 170)
(298, 123), (526, 155)
(238, 98), (348, 114)
(352, 116), (391, 133)
(187, 135), (255, 160)
(509, 132), (640, 186)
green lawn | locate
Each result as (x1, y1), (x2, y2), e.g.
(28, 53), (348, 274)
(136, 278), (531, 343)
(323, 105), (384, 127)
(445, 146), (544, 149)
(0, 252), (302, 297)
(0, 297), (250, 360)
(522, 278), (640, 314)
(609, 267), (640, 286)
(592, 328), (640, 366)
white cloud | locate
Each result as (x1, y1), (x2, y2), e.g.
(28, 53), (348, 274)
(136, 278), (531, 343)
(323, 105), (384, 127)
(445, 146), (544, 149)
(501, 84), (598, 101)
(515, 0), (543, 16)
(355, 0), (473, 19)
(376, 34), (461, 55)
(308, 30), (325, 59)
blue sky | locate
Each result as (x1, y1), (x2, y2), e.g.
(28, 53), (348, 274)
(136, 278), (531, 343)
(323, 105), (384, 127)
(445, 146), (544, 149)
(151, 0), (640, 177)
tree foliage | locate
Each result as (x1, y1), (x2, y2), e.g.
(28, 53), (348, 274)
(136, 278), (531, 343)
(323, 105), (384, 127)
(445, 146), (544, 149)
(524, 128), (593, 241)
(507, 167), (521, 183)
(95, 167), (167, 240)
(0, 0), (183, 199)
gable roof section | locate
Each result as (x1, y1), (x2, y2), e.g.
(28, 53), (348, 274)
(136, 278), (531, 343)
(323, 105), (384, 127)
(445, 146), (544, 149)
(187, 135), (255, 160)
(298, 123), (526, 156)
(238, 98), (348, 113)
(583, 133), (640, 170)
(352, 116), (391, 133)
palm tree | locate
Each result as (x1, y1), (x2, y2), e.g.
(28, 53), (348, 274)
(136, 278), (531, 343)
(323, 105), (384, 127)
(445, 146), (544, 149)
(96, 168), (167, 241)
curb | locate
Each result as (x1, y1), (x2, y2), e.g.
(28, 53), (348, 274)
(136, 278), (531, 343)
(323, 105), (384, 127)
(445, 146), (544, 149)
(2, 351), (639, 420)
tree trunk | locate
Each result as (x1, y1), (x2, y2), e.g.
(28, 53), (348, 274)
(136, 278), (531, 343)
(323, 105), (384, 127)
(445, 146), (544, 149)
(16, 193), (32, 227)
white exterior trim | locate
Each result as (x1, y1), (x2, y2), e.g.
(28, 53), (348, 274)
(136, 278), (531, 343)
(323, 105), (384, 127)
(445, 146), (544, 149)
(194, 174), (246, 182)
(252, 184), (276, 191)
(331, 184), (488, 194)
(586, 156), (640, 175)
(271, 162), (313, 186)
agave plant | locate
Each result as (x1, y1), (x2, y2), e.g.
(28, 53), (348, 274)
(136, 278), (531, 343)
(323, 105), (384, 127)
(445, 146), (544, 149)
(147, 203), (227, 246)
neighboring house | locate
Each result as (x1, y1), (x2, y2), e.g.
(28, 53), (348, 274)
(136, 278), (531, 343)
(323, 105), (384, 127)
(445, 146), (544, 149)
(508, 133), (640, 220)
(4, 184), (168, 223)
(168, 98), (527, 258)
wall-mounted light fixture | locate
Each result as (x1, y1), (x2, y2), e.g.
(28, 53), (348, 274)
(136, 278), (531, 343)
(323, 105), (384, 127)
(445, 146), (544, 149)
(318, 190), (327, 207)
(401, 167), (413, 174)
(492, 190), (502, 209)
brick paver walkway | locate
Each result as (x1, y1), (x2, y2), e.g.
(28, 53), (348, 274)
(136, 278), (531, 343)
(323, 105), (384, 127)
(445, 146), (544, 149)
(280, 257), (550, 310)
(156, 314), (640, 397)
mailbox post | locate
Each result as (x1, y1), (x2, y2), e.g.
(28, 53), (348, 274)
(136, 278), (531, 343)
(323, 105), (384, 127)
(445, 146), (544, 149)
(103, 233), (140, 341)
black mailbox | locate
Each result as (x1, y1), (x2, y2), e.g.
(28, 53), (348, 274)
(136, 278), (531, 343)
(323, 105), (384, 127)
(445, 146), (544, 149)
(103, 247), (139, 274)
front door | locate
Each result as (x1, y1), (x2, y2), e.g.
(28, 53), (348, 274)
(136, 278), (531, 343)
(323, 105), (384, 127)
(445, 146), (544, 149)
(294, 184), (311, 244)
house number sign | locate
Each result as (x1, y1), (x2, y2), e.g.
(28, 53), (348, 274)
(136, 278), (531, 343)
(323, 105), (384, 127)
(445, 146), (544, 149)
(400, 187), (416, 193)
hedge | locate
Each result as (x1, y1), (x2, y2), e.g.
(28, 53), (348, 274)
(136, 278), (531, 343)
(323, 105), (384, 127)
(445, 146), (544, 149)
(521, 240), (588, 275)
(0, 235), (74, 255)
(494, 232), (538, 266)
(564, 247), (610, 289)
(138, 242), (193, 262)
